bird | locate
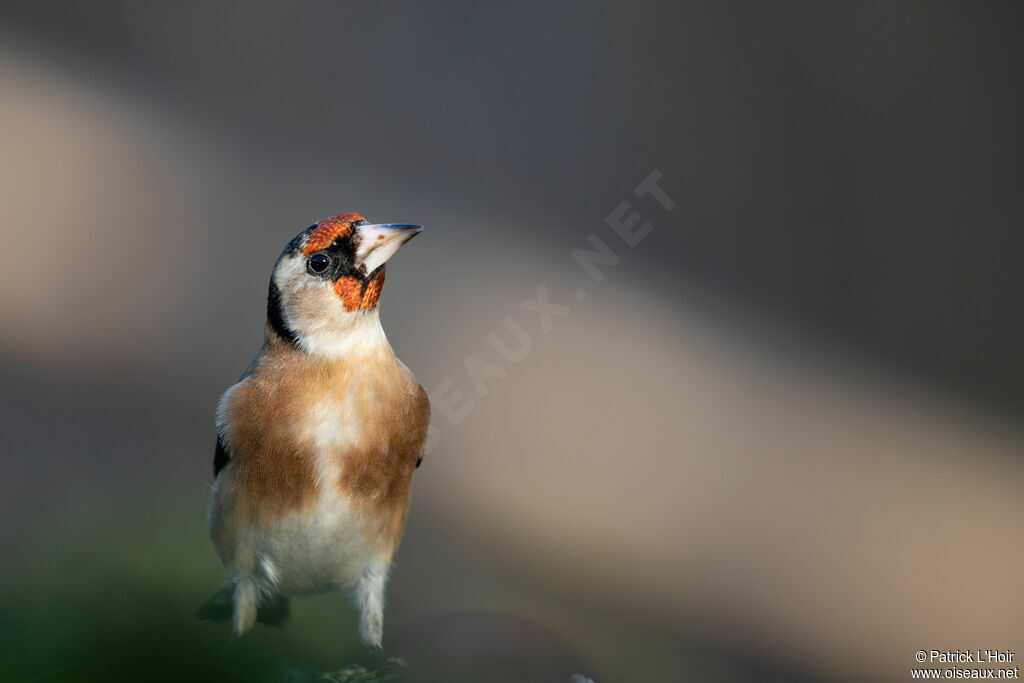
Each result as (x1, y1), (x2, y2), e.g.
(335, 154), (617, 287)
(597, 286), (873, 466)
(202, 212), (430, 649)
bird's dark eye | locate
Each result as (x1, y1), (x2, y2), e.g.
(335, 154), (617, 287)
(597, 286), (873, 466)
(308, 253), (332, 274)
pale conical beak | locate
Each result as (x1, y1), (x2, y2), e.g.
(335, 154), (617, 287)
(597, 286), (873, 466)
(355, 223), (423, 273)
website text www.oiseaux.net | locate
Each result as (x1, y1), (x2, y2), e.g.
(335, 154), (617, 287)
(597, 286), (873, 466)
(910, 650), (1018, 680)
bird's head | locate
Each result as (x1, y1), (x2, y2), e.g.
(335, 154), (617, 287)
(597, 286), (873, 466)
(266, 212), (422, 354)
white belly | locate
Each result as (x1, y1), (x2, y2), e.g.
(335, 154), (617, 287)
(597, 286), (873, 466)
(253, 487), (376, 596)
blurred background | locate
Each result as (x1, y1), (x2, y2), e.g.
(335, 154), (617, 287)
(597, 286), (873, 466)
(2, 2), (1023, 682)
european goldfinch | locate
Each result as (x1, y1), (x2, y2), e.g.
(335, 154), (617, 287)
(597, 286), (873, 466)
(203, 212), (430, 649)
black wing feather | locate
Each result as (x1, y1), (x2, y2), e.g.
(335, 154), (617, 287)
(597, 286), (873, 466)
(213, 434), (230, 477)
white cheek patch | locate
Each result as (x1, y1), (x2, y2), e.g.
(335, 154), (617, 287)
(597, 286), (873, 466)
(273, 253), (391, 358)
(275, 254), (341, 330)
(273, 255), (312, 300)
